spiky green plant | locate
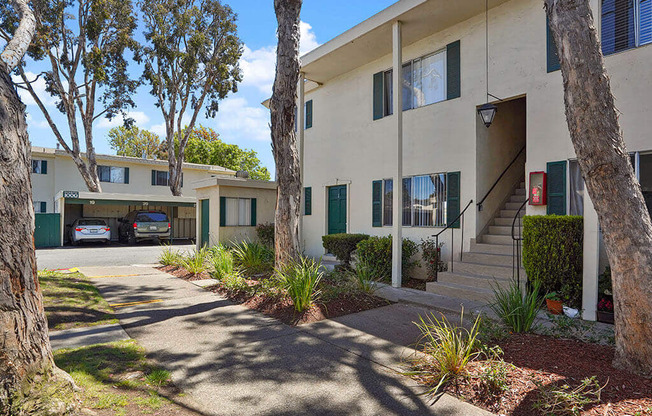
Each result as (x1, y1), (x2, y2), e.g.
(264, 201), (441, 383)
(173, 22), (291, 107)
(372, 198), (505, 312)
(350, 260), (378, 294)
(276, 257), (324, 312)
(181, 246), (211, 276)
(490, 279), (542, 333)
(231, 241), (274, 275)
(159, 245), (183, 267)
(210, 248), (238, 281)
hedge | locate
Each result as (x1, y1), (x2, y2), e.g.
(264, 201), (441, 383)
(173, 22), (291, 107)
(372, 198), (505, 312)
(322, 233), (369, 266)
(522, 215), (583, 308)
(355, 235), (419, 283)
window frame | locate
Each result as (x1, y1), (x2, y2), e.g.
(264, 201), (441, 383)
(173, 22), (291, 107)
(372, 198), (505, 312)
(32, 160), (47, 174)
(152, 170), (183, 187)
(380, 172), (448, 228)
(98, 165), (128, 184)
(601, 0), (652, 55)
(224, 197), (253, 227)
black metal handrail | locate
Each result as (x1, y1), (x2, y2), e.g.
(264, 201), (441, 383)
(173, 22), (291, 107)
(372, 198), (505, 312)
(477, 145), (526, 211)
(432, 199), (474, 281)
(511, 197), (529, 290)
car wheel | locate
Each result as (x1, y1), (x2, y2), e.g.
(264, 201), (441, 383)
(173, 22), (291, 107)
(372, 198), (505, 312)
(127, 234), (136, 245)
(71, 238), (79, 246)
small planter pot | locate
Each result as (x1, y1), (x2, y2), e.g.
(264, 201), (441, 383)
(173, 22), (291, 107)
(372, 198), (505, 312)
(546, 298), (563, 315)
(596, 310), (615, 325)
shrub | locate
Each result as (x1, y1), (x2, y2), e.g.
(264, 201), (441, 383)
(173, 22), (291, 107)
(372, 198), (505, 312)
(181, 247), (211, 275)
(210, 247), (238, 281)
(256, 222), (275, 247)
(490, 279), (542, 333)
(420, 238), (447, 280)
(276, 257), (323, 312)
(321, 233), (369, 267)
(355, 236), (418, 282)
(232, 241), (274, 275)
(159, 246), (183, 267)
(522, 215), (583, 308)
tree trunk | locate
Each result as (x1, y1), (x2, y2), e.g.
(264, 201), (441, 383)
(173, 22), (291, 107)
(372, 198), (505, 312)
(545, 0), (652, 377)
(271, 0), (302, 268)
(0, 64), (55, 411)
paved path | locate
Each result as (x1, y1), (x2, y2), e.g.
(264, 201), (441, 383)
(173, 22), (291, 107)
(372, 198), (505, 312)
(76, 265), (492, 416)
(49, 323), (130, 350)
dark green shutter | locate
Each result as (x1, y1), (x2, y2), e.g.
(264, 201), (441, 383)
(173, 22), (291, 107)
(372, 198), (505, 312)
(373, 72), (384, 120)
(447, 171), (461, 228)
(41, 160), (48, 174)
(547, 161), (567, 215)
(40, 202), (46, 213)
(151, 170), (156, 185)
(446, 40), (461, 100)
(546, 17), (561, 72)
(372, 180), (382, 227)
(124, 167), (129, 184)
(220, 196), (226, 226)
(250, 198), (257, 226)
(305, 100), (313, 129)
(304, 187), (312, 216)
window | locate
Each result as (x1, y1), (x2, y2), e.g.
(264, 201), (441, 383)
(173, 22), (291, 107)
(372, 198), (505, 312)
(152, 170), (182, 187)
(98, 166), (129, 184)
(378, 173), (448, 227)
(32, 160), (47, 174)
(224, 198), (253, 226)
(294, 100), (314, 130)
(601, 0), (652, 55)
(33, 201), (46, 213)
(569, 160), (584, 216)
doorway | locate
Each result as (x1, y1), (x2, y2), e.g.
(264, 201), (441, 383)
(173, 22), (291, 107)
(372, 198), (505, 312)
(327, 185), (347, 234)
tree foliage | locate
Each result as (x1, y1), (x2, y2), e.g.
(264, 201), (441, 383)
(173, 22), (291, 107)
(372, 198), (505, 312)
(108, 125), (164, 159)
(138, 0), (243, 195)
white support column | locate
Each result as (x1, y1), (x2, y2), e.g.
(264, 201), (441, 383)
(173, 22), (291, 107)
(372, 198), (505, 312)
(298, 73), (306, 250)
(582, 192), (599, 321)
(391, 21), (403, 288)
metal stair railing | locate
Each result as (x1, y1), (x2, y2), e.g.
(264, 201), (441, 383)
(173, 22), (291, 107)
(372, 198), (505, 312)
(432, 199), (473, 281)
(511, 197), (529, 290)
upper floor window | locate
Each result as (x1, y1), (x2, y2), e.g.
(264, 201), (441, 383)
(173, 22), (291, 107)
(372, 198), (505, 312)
(98, 166), (129, 184)
(32, 160), (48, 174)
(151, 170), (183, 187)
(602, 0), (652, 55)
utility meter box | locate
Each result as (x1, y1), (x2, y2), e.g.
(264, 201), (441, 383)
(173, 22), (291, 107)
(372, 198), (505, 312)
(529, 171), (547, 206)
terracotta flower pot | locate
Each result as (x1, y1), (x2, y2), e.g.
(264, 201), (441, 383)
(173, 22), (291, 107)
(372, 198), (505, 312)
(546, 298), (563, 315)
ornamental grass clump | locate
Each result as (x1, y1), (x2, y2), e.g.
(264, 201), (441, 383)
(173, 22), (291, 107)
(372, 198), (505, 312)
(276, 257), (324, 313)
(490, 278), (542, 333)
(210, 247), (238, 281)
(350, 260), (377, 294)
(232, 241), (274, 275)
(158, 245), (183, 267)
(181, 246), (211, 276)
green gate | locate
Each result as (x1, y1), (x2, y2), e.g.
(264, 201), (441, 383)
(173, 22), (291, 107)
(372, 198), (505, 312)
(328, 185), (347, 234)
(200, 199), (210, 247)
(34, 213), (61, 248)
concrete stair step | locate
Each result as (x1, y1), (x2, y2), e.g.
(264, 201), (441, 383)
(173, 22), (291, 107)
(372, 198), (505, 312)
(481, 234), (514, 245)
(499, 209), (524, 219)
(514, 188), (526, 195)
(488, 225), (522, 236)
(470, 240), (514, 255)
(426, 281), (495, 303)
(449, 261), (520, 279)
(509, 194), (527, 203)
(504, 201), (525, 210)
(438, 271), (512, 290)
(462, 251), (515, 267)
(494, 217), (519, 226)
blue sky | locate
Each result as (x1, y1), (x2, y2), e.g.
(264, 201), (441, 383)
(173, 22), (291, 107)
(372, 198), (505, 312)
(17, 0), (396, 175)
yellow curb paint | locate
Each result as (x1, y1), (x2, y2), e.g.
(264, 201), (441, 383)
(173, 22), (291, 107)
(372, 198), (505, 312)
(89, 274), (143, 278)
(109, 299), (163, 308)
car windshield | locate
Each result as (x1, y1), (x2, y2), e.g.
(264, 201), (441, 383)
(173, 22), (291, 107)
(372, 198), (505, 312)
(78, 219), (106, 226)
(136, 212), (168, 222)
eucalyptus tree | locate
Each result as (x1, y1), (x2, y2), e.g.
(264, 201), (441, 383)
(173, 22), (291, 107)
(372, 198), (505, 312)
(545, 0), (652, 376)
(0, 1), (73, 412)
(139, 0), (243, 196)
(270, 0), (302, 267)
(0, 0), (139, 192)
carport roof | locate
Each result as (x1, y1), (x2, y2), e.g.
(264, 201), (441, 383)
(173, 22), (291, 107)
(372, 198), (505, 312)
(56, 191), (197, 207)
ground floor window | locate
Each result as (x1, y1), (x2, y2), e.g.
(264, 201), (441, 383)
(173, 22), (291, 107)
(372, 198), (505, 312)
(379, 173), (447, 227)
(33, 201), (46, 213)
(225, 198), (252, 226)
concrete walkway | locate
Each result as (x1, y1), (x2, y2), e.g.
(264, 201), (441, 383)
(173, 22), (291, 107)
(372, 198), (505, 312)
(77, 265), (493, 416)
(49, 323), (130, 350)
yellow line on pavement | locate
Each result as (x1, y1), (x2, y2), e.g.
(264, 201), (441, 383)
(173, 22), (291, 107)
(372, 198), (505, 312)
(110, 299), (163, 308)
(89, 274), (143, 278)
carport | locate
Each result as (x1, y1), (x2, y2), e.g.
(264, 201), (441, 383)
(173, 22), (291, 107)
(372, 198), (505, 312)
(52, 191), (197, 245)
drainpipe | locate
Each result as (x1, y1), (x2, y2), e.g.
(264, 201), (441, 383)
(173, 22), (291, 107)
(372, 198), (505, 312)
(298, 72), (306, 251)
(391, 21), (403, 288)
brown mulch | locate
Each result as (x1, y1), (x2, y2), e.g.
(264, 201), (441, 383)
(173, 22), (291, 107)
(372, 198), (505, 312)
(208, 284), (390, 326)
(402, 278), (427, 291)
(415, 333), (652, 416)
(157, 265), (210, 281)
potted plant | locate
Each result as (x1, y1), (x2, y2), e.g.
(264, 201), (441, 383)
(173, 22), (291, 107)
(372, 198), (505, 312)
(597, 267), (614, 324)
(545, 292), (563, 315)
(597, 298), (614, 324)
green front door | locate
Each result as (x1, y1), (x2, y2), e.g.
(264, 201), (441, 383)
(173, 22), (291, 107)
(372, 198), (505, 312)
(200, 199), (210, 247)
(328, 185), (347, 234)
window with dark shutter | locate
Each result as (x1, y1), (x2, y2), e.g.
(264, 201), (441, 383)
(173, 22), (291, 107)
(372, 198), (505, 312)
(446, 40), (461, 99)
(373, 72), (384, 120)
(251, 198), (257, 226)
(304, 187), (312, 216)
(546, 17), (561, 72)
(602, 0), (636, 55)
(547, 161), (567, 215)
(305, 100), (313, 129)
(220, 196), (226, 226)
(372, 181), (382, 227)
(447, 172), (461, 228)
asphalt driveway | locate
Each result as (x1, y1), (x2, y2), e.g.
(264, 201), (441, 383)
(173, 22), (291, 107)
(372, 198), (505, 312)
(76, 265), (492, 416)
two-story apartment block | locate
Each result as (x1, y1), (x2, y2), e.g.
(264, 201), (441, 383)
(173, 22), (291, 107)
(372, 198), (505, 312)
(31, 146), (235, 247)
(295, 0), (652, 320)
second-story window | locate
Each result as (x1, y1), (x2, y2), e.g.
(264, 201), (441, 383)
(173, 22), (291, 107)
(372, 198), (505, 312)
(152, 170), (183, 187)
(602, 0), (652, 55)
(98, 166), (129, 184)
(32, 160), (48, 174)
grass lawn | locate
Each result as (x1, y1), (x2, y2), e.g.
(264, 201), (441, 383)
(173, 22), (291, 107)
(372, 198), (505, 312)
(39, 269), (118, 331)
(54, 340), (200, 415)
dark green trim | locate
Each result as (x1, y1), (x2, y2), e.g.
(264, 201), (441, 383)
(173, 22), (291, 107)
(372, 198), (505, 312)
(34, 213), (61, 248)
(64, 198), (195, 208)
(40, 201), (46, 213)
(41, 160), (48, 174)
(305, 100), (313, 129)
(304, 187), (312, 216)
(447, 171), (461, 228)
(251, 198), (257, 226)
(547, 160), (567, 215)
(546, 17), (561, 73)
(124, 167), (130, 184)
(372, 180), (382, 227)
(373, 71), (384, 120)
(151, 170), (156, 185)
(446, 40), (461, 100)
(220, 196), (226, 226)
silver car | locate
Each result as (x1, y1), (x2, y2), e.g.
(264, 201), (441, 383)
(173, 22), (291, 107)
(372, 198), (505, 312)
(70, 218), (111, 245)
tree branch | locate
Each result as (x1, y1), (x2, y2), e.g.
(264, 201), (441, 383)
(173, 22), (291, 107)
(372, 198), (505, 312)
(0, 0), (36, 71)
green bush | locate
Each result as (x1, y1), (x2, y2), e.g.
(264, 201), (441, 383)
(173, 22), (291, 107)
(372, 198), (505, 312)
(210, 247), (238, 281)
(256, 223), (275, 247)
(232, 241), (274, 275)
(355, 236), (418, 283)
(490, 279), (542, 333)
(321, 233), (369, 267)
(522, 215), (583, 308)
(158, 246), (183, 267)
(349, 260), (378, 294)
(181, 246), (211, 275)
(275, 257), (324, 312)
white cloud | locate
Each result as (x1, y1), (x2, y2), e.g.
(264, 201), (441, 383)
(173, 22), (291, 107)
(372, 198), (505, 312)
(214, 97), (270, 142)
(97, 111), (151, 129)
(150, 122), (167, 137)
(12, 71), (57, 107)
(239, 21), (320, 94)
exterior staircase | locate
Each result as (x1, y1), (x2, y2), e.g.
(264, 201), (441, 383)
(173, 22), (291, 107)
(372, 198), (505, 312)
(426, 182), (526, 303)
